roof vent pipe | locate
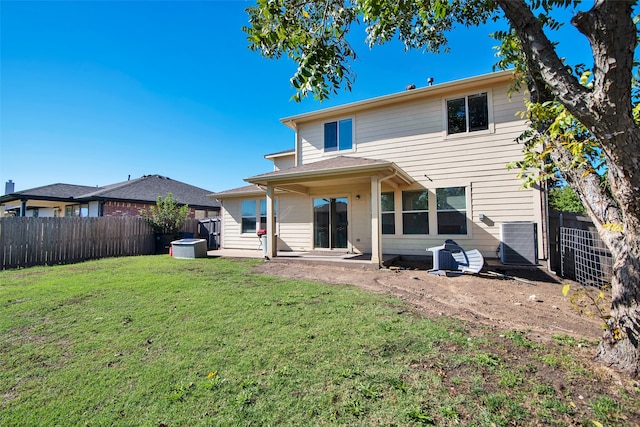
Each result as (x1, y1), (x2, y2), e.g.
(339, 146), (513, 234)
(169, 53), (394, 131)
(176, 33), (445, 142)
(5, 180), (15, 195)
(427, 77), (434, 86)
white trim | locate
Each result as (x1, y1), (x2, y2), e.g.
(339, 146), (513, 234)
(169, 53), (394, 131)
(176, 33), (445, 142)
(281, 70), (513, 128)
(441, 89), (495, 140)
(322, 116), (355, 154)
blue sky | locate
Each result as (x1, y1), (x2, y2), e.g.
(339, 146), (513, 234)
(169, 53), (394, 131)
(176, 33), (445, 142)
(0, 1), (591, 193)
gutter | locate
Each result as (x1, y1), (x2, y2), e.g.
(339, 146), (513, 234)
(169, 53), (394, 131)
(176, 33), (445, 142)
(246, 163), (413, 186)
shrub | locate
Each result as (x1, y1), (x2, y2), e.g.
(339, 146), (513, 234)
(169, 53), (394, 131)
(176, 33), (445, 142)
(140, 192), (189, 234)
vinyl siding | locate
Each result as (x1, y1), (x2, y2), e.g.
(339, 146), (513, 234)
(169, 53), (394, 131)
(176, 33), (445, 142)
(275, 193), (311, 251)
(294, 81), (543, 258)
(273, 156), (295, 171)
(220, 194), (313, 251)
(220, 199), (246, 249)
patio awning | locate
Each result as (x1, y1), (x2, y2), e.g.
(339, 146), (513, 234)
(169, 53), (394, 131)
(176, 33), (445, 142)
(244, 156), (414, 193)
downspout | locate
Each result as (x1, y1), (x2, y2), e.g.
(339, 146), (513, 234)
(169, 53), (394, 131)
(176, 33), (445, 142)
(380, 170), (398, 185)
(543, 181), (554, 274)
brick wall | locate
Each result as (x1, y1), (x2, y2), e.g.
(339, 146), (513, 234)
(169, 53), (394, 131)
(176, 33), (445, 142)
(103, 201), (152, 217)
(102, 201), (217, 219)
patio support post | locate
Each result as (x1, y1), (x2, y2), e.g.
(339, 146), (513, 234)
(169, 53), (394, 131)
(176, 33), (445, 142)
(370, 176), (381, 266)
(266, 185), (276, 259)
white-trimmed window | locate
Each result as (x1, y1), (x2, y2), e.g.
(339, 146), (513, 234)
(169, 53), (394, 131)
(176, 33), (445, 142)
(446, 92), (488, 134)
(259, 199), (277, 230)
(381, 192), (395, 234)
(324, 118), (353, 151)
(402, 190), (429, 234)
(436, 187), (467, 235)
(241, 200), (256, 233)
(65, 203), (89, 217)
(242, 199), (277, 234)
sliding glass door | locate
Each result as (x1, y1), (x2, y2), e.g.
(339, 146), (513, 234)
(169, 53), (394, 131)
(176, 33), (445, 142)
(313, 197), (348, 249)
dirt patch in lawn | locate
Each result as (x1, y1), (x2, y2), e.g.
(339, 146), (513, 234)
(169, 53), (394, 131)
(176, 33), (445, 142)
(253, 260), (604, 342)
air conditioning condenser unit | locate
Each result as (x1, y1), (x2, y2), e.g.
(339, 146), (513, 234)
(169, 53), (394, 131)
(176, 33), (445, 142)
(500, 222), (538, 265)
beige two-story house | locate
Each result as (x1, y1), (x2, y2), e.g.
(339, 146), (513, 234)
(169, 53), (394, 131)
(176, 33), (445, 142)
(213, 70), (545, 266)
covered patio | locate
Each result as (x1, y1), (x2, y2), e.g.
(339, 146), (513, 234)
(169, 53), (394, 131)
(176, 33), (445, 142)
(207, 248), (402, 270)
(244, 156), (414, 267)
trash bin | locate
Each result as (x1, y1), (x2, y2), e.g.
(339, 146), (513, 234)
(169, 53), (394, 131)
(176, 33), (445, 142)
(198, 218), (220, 250)
(261, 235), (268, 257)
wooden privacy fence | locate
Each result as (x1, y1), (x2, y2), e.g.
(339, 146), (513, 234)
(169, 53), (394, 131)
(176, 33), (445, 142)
(0, 217), (200, 270)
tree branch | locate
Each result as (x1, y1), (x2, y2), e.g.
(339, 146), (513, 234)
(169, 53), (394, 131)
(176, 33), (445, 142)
(550, 143), (622, 235)
(495, 0), (592, 120)
(571, 0), (635, 126)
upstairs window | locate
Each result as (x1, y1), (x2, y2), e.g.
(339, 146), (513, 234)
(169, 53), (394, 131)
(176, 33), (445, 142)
(324, 118), (352, 151)
(447, 92), (488, 134)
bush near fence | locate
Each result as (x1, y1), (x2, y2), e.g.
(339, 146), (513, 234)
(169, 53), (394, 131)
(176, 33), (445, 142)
(0, 217), (199, 270)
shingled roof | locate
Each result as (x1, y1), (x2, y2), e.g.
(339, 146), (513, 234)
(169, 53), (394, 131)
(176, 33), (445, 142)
(3, 183), (99, 201)
(244, 156), (413, 187)
(80, 175), (219, 208)
(0, 175), (219, 209)
(211, 184), (266, 198)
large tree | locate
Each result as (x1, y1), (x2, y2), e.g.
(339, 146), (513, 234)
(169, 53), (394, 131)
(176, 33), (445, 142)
(244, 0), (640, 376)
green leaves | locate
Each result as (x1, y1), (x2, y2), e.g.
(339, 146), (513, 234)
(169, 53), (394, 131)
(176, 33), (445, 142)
(506, 66), (607, 190)
(548, 185), (587, 213)
(140, 192), (189, 234)
(244, 0), (499, 101)
(244, 0), (358, 101)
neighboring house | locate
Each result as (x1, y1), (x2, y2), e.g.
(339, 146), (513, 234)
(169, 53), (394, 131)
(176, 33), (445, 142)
(213, 70), (546, 265)
(0, 175), (220, 219)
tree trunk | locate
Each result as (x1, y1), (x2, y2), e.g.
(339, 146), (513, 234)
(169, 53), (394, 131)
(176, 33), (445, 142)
(595, 232), (640, 376)
(497, 0), (640, 375)
(548, 124), (640, 376)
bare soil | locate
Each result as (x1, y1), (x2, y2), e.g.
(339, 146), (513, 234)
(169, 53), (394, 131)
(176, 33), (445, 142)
(253, 260), (604, 341)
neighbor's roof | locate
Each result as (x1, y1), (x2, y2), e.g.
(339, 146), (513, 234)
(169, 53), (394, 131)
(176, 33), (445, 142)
(80, 175), (219, 208)
(280, 70), (514, 129)
(0, 175), (220, 209)
(0, 183), (98, 202)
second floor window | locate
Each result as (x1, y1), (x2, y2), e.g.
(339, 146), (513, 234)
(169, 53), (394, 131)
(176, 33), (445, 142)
(447, 92), (488, 134)
(324, 118), (352, 151)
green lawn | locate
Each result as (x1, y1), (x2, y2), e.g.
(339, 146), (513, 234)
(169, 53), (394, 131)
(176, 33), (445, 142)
(1, 256), (638, 426)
